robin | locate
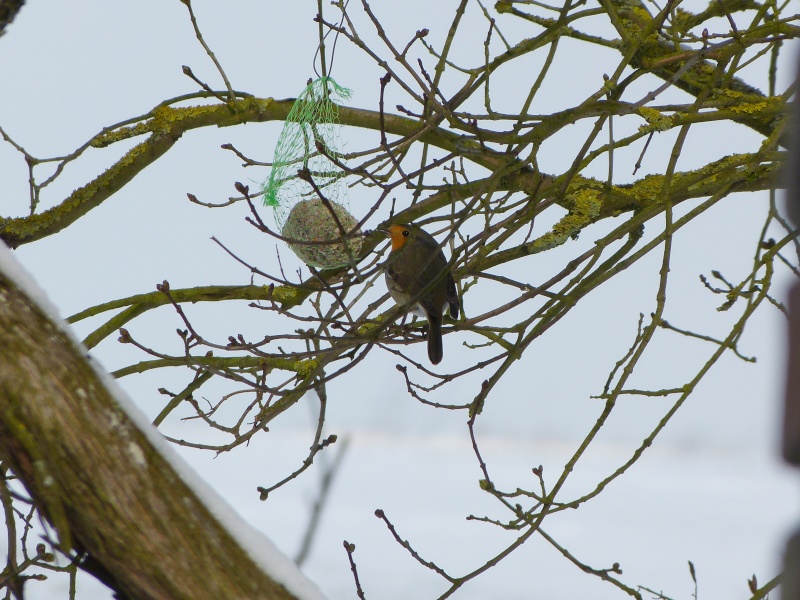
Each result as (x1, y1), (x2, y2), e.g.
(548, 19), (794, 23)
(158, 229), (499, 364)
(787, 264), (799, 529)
(382, 224), (459, 364)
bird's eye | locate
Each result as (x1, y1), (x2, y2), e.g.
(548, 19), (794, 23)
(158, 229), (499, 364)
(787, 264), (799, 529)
(402, 230), (410, 237)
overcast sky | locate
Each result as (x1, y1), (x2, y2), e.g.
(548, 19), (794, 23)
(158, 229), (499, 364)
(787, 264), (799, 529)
(1, 2), (799, 599)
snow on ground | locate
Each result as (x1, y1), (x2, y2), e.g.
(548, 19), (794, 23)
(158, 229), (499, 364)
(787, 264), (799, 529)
(27, 424), (799, 600)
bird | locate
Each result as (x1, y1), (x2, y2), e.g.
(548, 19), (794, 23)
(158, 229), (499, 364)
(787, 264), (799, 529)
(382, 223), (459, 364)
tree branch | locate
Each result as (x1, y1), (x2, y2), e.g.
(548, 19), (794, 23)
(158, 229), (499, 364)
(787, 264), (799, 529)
(0, 266), (309, 600)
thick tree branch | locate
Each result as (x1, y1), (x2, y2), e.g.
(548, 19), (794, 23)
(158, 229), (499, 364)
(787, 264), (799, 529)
(0, 267), (307, 600)
(0, 97), (508, 248)
(0, 81), (787, 249)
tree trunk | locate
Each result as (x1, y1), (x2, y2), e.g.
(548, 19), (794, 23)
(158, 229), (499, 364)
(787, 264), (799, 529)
(0, 267), (307, 600)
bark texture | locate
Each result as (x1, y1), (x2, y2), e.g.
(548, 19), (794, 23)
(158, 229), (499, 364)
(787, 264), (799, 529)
(0, 270), (300, 600)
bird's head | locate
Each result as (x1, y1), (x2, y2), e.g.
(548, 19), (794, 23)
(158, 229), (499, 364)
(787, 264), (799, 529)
(382, 224), (414, 252)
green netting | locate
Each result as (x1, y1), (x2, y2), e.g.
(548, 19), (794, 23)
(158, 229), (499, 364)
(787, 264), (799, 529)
(262, 76), (353, 229)
(261, 76), (361, 269)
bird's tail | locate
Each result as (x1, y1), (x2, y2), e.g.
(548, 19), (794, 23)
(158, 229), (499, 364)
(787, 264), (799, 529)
(427, 314), (443, 365)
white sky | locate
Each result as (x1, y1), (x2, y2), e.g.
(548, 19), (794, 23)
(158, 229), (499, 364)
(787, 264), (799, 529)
(1, 1), (799, 599)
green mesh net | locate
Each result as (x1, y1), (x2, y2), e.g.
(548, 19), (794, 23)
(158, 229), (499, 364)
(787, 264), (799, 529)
(262, 77), (362, 269)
